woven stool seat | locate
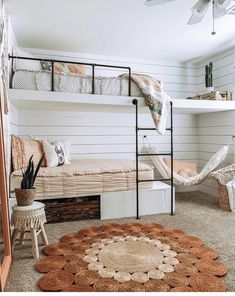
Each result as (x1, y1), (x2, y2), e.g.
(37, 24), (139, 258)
(11, 201), (48, 258)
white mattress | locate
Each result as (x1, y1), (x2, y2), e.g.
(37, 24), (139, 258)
(11, 159), (154, 198)
(12, 70), (142, 97)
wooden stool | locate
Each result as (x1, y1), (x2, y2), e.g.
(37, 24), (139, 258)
(11, 201), (48, 258)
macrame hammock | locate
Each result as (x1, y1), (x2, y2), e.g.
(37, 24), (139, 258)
(144, 139), (229, 187)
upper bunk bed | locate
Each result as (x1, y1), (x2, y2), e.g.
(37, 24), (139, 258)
(8, 48), (235, 114)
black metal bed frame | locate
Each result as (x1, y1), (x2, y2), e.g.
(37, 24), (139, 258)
(8, 55), (174, 219)
(8, 55), (132, 95)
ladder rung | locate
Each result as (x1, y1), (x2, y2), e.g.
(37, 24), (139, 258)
(138, 128), (172, 131)
(138, 178), (172, 183)
(138, 153), (172, 156)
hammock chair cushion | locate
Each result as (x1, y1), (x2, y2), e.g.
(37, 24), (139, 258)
(164, 159), (198, 178)
(145, 144), (229, 187)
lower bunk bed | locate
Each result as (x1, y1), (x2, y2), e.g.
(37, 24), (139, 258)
(10, 159), (174, 221)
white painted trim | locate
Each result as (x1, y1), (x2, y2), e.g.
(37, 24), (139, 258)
(9, 89), (235, 114)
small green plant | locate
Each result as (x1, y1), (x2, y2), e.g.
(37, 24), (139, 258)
(21, 154), (45, 189)
(205, 62), (213, 88)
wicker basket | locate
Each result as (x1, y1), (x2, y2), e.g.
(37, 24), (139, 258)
(15, 188), (36, 206)
(218, 184), (231, 212)
(42, 196), (100, 223)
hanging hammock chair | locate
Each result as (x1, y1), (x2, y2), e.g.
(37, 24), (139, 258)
(144, 143), (229, 187)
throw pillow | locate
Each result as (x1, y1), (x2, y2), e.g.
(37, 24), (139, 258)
(41, 61), (52, 71)
(50, 140), (71, 164)
(11, 135), (46, 170)
(31, 137), (71, 165)
(13, 47), (42, 72)
(178, 168), (198, 178)
(164, 159), (197, 173)
(42, 140), (71, 167)
(40, 61), (86, 75)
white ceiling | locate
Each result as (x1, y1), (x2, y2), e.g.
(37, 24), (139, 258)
(5, 0), (235, 62)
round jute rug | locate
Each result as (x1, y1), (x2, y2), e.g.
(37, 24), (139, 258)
(36, 223), (228, 292)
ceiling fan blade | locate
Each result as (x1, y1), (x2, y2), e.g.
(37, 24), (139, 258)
(187, 13), (205, 24)
(227, 4), (235, 14)
(191, 0), (210, 17)
(145, 0), (176, 6)
(215, 0), (232, 9)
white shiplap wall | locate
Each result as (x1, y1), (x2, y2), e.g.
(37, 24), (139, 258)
(10, 47), (235, 196)
(197, 49), (235, 94)
(17, 110), (198, 163)
(12, 48), (199, 194)
(197, 49), (235, 196)
(198, 110), (235, 196)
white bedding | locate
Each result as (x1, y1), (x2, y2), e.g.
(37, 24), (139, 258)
(12, 70), (142, 97)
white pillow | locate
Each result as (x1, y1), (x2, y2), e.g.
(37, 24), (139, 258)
(51, 140), (71, 163)
(31, 136), (71, 164)
(13, 47), (42, 72)
(42, 140), (70, 167)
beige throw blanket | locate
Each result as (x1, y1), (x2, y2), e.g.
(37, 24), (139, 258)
(121, 74), (171, 135)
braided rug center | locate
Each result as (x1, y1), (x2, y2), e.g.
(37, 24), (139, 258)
(98, 240), (163, 272)
(83, 235), (178, 283)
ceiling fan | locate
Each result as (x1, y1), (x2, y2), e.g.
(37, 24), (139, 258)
(145, 0), (235, 34)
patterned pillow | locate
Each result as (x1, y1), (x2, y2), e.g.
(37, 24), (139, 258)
(41, 61), (52, 71)
(67, 64), (86, 75)
(11, 135), (46, 171)
(40, 61), (86, 75)
(42, 140), (70, 167)
(13, 47), (42, 72)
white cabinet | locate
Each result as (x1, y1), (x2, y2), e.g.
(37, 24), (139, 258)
(100, 182), (175, 220)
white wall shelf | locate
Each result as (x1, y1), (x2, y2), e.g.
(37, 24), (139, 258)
(9, 89), (235, 114)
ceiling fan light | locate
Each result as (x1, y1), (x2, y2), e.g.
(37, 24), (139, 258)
(191, 0), (210, 16)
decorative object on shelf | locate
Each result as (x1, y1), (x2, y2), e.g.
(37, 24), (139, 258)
(205, 62), (214, 92)
(187, 91), (232, 101)
(15, 154), (45, 206)
(11, 201), (48, 258)
(36, 223), (228, 292)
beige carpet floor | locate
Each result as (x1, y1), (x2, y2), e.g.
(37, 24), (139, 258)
(6, 191), (235, 292)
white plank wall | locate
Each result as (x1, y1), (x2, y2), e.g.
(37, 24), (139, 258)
(197, 49), (235, 94)
(198, 110), (235, 196)
(16, 109), (198, 167)
(26, 47), (198, 101)
(9, 46), (235, 197)
(12, 48), (199, 194)
(197, 49), (235, 196)
(198, 50), (235, 196)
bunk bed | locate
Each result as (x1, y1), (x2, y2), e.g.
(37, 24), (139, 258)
(8, 53), (175, 220)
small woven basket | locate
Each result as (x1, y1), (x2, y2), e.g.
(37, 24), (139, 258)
(218, 184), (231, 212)
(15, 188), (36, 206)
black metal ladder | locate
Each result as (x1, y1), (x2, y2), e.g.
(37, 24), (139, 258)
(132, 99), (174, 219)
